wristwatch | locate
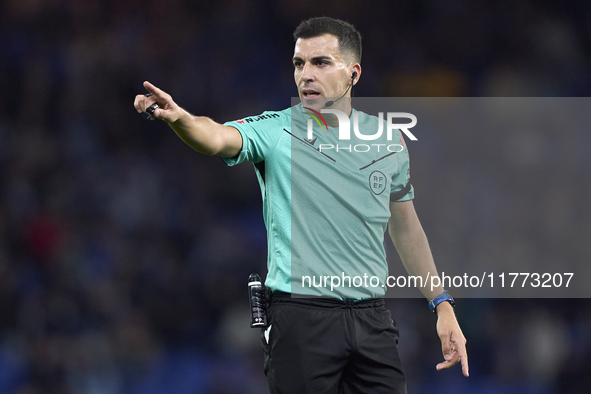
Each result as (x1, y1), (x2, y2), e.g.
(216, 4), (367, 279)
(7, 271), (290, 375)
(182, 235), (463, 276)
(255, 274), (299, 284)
(428, 290), (455, 314)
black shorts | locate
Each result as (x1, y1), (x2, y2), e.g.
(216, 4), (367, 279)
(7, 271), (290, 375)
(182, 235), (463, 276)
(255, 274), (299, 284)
(261, 292), (407, 394)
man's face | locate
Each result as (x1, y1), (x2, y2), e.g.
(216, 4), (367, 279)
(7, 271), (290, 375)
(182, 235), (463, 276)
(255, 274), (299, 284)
(293, 34), (357, 111)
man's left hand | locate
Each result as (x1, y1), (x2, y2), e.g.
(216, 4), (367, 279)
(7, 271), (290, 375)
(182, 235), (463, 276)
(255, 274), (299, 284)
(435, 302), (469, 377)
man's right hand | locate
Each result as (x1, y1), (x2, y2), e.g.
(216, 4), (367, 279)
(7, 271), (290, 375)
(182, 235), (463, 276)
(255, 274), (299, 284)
(134, 81), (186, 124)
(133, 81), (242, 157)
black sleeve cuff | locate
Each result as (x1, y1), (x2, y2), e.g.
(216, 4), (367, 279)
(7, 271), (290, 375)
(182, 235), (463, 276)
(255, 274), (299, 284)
(390, 180), (412, 201)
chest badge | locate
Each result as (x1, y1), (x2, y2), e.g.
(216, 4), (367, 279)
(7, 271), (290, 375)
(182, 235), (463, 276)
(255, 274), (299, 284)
(369, 171), (387, 195)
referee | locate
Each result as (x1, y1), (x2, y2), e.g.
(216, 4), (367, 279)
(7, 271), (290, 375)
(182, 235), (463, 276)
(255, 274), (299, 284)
(134, 17), (468, 394)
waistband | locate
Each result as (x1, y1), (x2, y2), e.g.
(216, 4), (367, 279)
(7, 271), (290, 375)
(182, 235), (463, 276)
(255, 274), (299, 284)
(270, 290), (385, 309)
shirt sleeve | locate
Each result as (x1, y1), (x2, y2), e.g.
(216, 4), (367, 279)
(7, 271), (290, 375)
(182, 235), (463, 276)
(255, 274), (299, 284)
(221, 111), (285, 166)
(390, 134), (414, 201)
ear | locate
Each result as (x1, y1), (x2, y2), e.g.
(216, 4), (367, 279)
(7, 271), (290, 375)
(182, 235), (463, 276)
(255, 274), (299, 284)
(351, 64), (361, 85)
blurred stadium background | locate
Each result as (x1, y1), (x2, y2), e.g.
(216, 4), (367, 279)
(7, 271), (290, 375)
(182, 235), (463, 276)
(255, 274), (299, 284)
(1, 0), (591, 393)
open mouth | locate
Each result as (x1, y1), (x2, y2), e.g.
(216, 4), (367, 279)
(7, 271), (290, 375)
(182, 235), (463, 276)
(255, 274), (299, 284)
(302, 89), (321, 98)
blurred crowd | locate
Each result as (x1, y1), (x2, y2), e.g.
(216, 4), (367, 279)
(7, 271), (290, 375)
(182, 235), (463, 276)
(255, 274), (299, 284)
(1, 0), (590, 393)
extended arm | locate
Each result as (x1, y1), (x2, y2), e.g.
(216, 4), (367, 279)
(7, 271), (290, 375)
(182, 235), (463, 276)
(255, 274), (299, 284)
(134, 81), (242, 157)
(388, 200), (469, 377)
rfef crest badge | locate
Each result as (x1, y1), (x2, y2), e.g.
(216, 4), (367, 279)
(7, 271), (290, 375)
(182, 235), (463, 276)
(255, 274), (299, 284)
(369, 171), (387, 195)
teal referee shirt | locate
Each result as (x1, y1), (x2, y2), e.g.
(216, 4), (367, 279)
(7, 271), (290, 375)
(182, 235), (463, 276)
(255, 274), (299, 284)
(223, 103), (413, 299)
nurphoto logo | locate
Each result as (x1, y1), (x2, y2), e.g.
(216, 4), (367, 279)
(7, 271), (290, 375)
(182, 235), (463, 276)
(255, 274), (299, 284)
(304, 108), (418, 141)
(304, 108), (417, 153)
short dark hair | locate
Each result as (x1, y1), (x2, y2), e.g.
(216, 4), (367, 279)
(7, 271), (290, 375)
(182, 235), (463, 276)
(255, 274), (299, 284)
(293, 17), (362, 63)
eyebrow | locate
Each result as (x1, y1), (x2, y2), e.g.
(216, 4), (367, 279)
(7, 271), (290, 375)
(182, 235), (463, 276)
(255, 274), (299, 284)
(292, 55), (333, 63)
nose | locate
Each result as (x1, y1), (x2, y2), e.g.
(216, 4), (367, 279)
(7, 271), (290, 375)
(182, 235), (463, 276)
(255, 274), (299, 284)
(300, 62), (314, 82)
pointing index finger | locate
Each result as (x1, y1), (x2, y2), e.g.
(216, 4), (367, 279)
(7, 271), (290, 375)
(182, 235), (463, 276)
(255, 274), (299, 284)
(143, 81), (165, 99)
(459, 345), (469, 377)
